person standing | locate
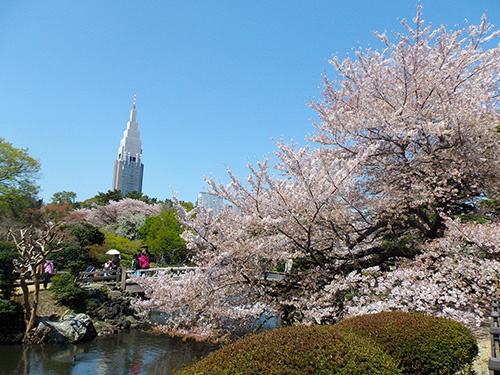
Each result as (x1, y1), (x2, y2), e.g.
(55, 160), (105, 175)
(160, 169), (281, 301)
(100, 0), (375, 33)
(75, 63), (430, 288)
(112, 254), (121, 269)
(131, 253), (141, 275)
(103, 259), (113, 276)
(139, 250), (150, 270)
(43, 260), (54, 289)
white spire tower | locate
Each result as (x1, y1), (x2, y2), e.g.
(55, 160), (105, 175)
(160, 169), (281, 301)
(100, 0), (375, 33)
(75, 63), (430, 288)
(112, 93), (144, 194)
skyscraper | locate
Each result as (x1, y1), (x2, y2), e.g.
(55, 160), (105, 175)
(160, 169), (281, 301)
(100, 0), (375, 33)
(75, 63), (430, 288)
(112, 94), (144, 194)
(196, 192), (224, 213)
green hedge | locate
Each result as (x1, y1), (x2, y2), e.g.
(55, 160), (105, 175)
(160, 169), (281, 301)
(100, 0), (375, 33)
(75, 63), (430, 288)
(0, 298), (24, 342)
(178, 324), (401, 375)
(50, 273), (86, 309)
(334, 311), (478, 375)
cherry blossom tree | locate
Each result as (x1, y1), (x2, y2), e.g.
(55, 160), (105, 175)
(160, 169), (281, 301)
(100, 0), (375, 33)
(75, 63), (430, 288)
(135, 9), (500, 340)
(73, 198), (162, 240)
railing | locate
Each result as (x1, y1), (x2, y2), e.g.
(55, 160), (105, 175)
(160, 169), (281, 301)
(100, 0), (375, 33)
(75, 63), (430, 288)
(124, 266), (198, 277)
(79, 269), (121, 283)
(490, 297), (500, 374)
(13, 266), (199, 292)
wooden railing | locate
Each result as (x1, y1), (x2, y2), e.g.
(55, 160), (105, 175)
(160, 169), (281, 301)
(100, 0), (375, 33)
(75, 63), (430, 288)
(79, 269), (121, 283)
(490, 297), (500, 374)
(17, 266), (290, 292)
(124, 266), (198, 277)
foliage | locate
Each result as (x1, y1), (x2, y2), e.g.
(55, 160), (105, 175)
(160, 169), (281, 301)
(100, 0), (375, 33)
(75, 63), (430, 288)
(73, 198), (162, 240)
(0, 138), (41, 222)
(0, 137), (40, 197)
(103, 232), (143, 255)
(0, 241), (17, 300)
(0, 193), (41, 224)
(69, 222), (105, 250)
(50, 223), (107, 273)
(52, 242), (85, 272)
(79, 189), (161, 208)
(50, 273), (86, 309)
(335, 311), (478, 375)
(139, 209), (189, 265)
(82, 189), (123, 207)
(179, 324), (401, 375)
(0, 299), (24, 342)
(134, 10), (500, 340)
(123, 190), (159, 204)
(50, 190), (77, 205)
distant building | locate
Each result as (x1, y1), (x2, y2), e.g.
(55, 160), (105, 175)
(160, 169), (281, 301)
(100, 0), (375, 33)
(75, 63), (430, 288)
(112, 94), (144, 194)
(196, 192), (224, 213)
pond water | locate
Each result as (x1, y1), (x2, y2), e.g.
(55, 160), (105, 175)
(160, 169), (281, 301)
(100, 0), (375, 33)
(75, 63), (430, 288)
(0, 330), (217, 375)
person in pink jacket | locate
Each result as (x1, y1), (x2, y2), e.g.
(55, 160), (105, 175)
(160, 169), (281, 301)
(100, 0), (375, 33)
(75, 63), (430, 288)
(139, 250), (150, 270)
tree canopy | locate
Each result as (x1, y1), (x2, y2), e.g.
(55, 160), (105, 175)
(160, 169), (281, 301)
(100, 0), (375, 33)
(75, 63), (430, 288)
(0, 138), (41, 222)
(134, 9), (500, 340)
(50, 191), (77, 205)
(0, 138), (40, 196)
(139, 209), (189, 265)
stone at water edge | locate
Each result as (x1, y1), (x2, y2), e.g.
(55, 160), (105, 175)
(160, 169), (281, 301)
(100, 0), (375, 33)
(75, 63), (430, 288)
(35, 313), (97, 344)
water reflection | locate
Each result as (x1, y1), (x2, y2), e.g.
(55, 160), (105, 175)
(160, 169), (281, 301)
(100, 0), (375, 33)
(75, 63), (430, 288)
(0, 330), (217, 375)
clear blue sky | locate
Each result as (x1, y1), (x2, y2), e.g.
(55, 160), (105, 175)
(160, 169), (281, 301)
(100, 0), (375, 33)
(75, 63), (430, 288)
(2, 1), (500, 204)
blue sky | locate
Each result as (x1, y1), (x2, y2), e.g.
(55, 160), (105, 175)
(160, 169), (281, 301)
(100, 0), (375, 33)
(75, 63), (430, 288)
(2, 1), (500, 204)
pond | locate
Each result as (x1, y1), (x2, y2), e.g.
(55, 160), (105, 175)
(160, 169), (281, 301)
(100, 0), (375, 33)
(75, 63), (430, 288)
(0, 330), (217, 375)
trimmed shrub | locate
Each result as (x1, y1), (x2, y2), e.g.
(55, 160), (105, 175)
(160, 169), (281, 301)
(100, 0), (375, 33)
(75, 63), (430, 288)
(0, 298), (24, 342)
(50, 273), (86, 309)
(334, 311), (478, 375)
(178, 324), (401, 375)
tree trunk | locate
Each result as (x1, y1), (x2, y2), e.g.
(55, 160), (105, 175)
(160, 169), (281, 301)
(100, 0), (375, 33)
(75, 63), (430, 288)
(27, 274), (40, 336)
(19, 274), (41, 341)
(19, 276), (31, 333)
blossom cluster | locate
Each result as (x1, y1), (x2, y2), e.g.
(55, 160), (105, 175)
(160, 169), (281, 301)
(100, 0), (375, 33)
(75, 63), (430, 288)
(133, 9), (500, 340)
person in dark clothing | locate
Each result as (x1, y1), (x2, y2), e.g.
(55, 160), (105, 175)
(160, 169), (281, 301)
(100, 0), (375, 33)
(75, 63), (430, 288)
(112, 254), (121, 269)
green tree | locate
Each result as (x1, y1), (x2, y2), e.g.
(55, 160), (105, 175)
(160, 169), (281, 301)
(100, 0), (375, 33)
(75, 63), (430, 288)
(79, 190), (123, 208)
(0, 138), (41, 222)
(0, 138), (40, 196)
(124, 190), (159, 204)
(104, 232), (143, 255)
(0, 194), (41, 223)
(140, 209), (190, 265)
(69, 222), (105, 250)
(54, 222), (106, 274)
(50, 190), (77, 205)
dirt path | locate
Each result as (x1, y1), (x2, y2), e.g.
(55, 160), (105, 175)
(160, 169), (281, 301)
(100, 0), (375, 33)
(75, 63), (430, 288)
(474, 336), (490, 375)
(14, 287), (70, 320)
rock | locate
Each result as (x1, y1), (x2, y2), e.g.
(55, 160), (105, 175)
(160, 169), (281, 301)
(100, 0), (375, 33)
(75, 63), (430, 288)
(95, 298), (135, 321)
(35, 313), (97, 344)
(83, 286), (108, 304)
(108, 290), (122, 300)
(126, 315), (138, 324)
(117, 316), (131, 329)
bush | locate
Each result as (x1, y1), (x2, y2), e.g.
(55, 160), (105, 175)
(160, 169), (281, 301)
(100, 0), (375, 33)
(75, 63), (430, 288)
(178, 325), (401, 375)
(50, 273), (86, 309)
(0, 298), (24, 342)
(334, 311), (478, 375)
(0, 241), (17, 300)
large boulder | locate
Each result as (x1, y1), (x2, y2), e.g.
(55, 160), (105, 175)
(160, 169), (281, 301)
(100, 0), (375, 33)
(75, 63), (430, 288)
(35, 313), (97, 344)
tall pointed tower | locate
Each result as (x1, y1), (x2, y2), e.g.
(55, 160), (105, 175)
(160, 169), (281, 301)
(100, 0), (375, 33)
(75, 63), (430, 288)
(112, 93), (144, 194)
